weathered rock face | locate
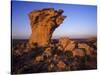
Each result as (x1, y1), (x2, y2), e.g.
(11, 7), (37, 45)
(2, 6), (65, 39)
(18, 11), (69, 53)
(28, 8), (66, 47)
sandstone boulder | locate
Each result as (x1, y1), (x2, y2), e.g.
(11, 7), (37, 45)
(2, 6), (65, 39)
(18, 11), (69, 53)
(72, 48), (85, 57)
(78, 43), (93, 55)
(64, 41), (76, 51)
(59, 37), (70, 49)
(58, 37), (76, 52)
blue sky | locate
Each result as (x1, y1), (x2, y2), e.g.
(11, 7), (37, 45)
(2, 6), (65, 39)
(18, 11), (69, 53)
(12, 1), (97, 39)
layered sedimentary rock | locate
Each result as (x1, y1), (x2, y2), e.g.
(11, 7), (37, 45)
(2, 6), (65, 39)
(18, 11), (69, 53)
(28, 8), (66, 47)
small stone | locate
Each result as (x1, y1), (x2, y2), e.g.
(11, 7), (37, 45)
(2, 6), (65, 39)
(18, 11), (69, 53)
(35, 55), (43, 62)
(43, 47), (52, 57)
(57, 60), (66, 70)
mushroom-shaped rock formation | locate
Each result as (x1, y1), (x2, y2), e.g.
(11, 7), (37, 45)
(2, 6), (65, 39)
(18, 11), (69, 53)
(28, 8), (66, 47)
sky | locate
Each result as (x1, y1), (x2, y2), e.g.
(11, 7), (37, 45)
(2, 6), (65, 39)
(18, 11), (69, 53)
(12, 1), (97, 39)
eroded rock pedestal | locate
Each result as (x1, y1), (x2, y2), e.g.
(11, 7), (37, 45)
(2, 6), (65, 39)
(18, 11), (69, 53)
(28, 8), (66, 47)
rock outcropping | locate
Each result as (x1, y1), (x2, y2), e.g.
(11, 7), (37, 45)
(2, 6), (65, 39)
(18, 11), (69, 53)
(28, 8), (66, 47)
(12, 8), (97, 74)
